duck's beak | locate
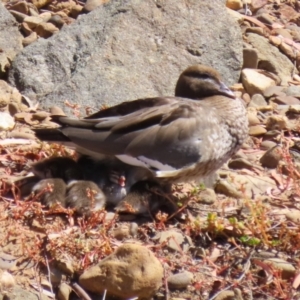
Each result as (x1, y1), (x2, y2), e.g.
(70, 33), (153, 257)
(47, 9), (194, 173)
(220, 82), (236, 99)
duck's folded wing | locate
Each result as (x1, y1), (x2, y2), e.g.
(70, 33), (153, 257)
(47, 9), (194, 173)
(84, 97), (177, 119)
(35, 99), (217, 171)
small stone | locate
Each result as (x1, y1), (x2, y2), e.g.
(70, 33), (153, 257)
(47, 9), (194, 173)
(260, 146), (282, 168)
(288, 105), (300, 114)
(39, 12), (52, 22)
(79, 244), (163, 299)
(0, 112), (15, 131)
(21, 22), (33, 36)
(249, 94), (268, 107)
(10, 2), (29, 14)
(228, 158), (256, 170)
(130, 222), (138, 237)
(57, 283), (72, 300)
(167, 271), (194, 290)
(0, 253), (17, 270)
(0, 271), (16, 292)
(70, 4), (83, 18)
(7, 131), (36, 140)
(8, 103), (20, 116)
(55, 258), (74, 276)
(9, 10), (27, 22)
(264, 258), (296, 280)
(35, 22), (59, 38)
(279, 42), (295, 59)
(154, 230), (194, 252)
(214, 179), (243, 198)
(226, 0), (243, 10)
(50, 106), (66, 116)
(283, 86), (300, 99)
(48, 15), (65, 29)
(24, 16), (44, 29)
(265, 115), (289, 130)
(260, 140), (277, 150)
(248, 113), (260, 126)
(272, 95), (300, 105)
(214, 290), (235, 300)
(32, 111), (49, 121)
(198, 188), (216, 204)
(31, 0), (53, 9)
(243, 48), (258, 69)
(241, 69), (276, 96)
(256, 13), (274, 25)
(250, 0), (268, 12)
(249, 125), (267, 136)
(83, 0), (109, 13)
(22, 32), (38, 47)
(263, 86), (284, 99)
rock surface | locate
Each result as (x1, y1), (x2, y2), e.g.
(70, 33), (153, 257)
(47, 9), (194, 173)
(0, 3), (23, 78)
(79, 243), (163, 298)
(8, 0), (243, 114)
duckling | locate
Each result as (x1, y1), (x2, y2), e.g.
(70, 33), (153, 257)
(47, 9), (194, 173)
(115, 180), (172, 216)
(32, 178), (67, 208)
(65, 180), (106, 216)
(31, 157), (82, 182)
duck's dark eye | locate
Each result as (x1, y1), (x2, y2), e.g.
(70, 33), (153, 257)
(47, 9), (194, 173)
(187, 71), (211, 80)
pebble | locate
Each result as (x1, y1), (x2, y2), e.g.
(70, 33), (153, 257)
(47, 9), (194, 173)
(259, 146), (282, 168)
(242, 48), (258, 69)
(260, 140), (277, 150)
(198, 188), (216, 204)
(228, 158), (256, 170)
(0, 112), (15, 131)
(272, 95), (300, 105)
(35, 22), (59, 38)
(154, 230), (194, 252)
(23, 16), (44, 29)
(167, 271), (194, 290)
(22, 32), (38, 47)
(265, 115), (289, 130)
(263, 258), (296, 280)
(10, 2), (29, 14)
(83, 0), (109, 13)
(0, 253), (17, 270)
(57, 283), (72, 300)
(263, 86), (284, 99)
(214, 179), (243, 199)
(249, 94), (268, 107)
(226, 0), (243, 10)
(283, 85), (300, 98)
(248, 125), (267, 136)
(241, 69), (276, 96)
(79, 244), (163, 299)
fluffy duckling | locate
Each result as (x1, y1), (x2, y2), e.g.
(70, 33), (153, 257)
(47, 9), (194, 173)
(34, 65), (248, 184)
(32, 178), (67, 208)
(65, 180), (106, 216)
(31, 157), (82, 182)
(115, 180), (172, 216)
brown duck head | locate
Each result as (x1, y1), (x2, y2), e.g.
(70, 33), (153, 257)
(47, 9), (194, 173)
(175, 65), (235, 99)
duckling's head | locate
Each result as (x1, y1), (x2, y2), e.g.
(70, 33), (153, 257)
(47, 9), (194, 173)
(175, 65), (235, 99)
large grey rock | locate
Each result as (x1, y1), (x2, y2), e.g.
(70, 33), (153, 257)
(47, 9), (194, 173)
(246, 33), (295, 85)
(0, 3), (23, 78)
(8, 0), (242, 115)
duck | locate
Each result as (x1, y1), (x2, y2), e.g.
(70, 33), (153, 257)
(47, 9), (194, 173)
(33, 65), (248, 184)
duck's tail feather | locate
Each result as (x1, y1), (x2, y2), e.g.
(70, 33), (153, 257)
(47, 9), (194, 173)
(33, 128), (70, 143)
